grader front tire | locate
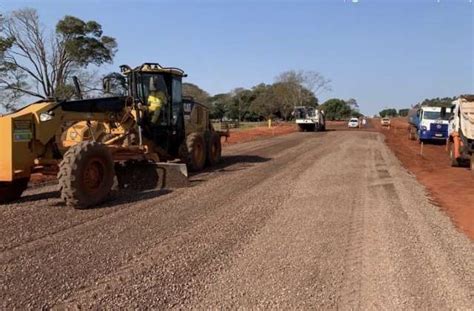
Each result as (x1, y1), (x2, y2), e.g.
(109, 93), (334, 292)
(58, 142), (115, 209)
(186, 133), (206, 172)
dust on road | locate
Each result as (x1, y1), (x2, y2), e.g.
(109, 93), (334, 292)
(0, 130), (472, 309)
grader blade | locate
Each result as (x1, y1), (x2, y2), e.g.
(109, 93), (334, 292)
(115, 162), (189, 191)
(155, 163), (189, 188)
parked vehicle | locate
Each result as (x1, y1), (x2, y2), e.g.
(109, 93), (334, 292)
(447, 95), (474, 171)
(408, 106), (452, 143)
(294, 106), (326, 132)
(347, 118), (359, 128)
(381, 117), (391, 127)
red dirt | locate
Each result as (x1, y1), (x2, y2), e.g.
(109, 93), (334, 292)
(374, 118), (474, 240)
(222, 123), (297, 145)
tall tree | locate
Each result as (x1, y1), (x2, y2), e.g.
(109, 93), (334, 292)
(320, 98), (352, 120)
(208, 93), (231, 121)
(183, 82), (209, 104)
(346, 98), (359, 110)
(0, 8), (117, 108)
(276, 70), (331, 108)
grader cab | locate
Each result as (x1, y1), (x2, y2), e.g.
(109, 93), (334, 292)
(0, 63), (226, 208)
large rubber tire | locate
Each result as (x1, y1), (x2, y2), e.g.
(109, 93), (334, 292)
(298, 125), (304, 132)
(186, 133), (206, 172)
(0, 177), (29, 204)
(207, 132), (222, 166)
(448, 140), (460, 167)
(58, 141), (115, 209)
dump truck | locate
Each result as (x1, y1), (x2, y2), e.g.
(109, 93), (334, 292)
(294, 106), (325, 132)
(408, 106), (452, 142)
(447, 94), (474, 171)
(0, 63), (227, 208)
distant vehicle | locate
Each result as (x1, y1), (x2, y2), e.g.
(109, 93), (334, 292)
(347, 118), (359, 128)
(447, 95), (474, 171)
(294, 106), (326, 132)
(381, 117), (391, 126)
(408, 106), (452, 143)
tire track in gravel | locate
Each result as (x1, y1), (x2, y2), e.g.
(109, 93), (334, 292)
(0, 131), (330, 309)
(0, 133), (306, 253)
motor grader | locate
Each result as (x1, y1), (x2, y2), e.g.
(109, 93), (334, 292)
(0, 63), (225, 208)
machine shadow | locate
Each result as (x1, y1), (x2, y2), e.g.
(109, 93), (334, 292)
(190, 154), (271, 178)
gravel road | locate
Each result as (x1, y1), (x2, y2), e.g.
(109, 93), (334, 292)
(1, 130), (472, 309)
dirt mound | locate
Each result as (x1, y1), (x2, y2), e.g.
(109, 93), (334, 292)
(374, 118), (474, 240)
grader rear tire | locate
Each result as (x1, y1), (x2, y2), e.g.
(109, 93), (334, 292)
(58, 141), (115, 209)
(207, 133), (222, 166)
(186, 133), (206, 171)
(0, 178), (29, 204)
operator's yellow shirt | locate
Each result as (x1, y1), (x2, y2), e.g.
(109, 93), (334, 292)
(148, 91), (166, 123)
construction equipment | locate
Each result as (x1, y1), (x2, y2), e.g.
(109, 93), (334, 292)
(294, 106), (326, 132)
(0, 63), (227, 208)
(447, 94), (474, 171)
(407, 106), (452, 142)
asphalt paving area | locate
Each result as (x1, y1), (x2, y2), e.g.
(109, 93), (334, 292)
(0, 130), (472, 309)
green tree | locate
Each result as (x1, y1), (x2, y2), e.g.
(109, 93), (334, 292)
(249, 83), (277, 120)
(208, 93), (231, 121)
(379, 108), (398, 117)
(320, 98), (352, 120)
(398, 109), (409, 117)
(420, 97), (455, 108)
(346, 98), (359, 110)
(183, 82), (209, 104)
(0, 8), (117, 107)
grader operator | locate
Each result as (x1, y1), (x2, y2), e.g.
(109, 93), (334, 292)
(0, 63), (225, 208)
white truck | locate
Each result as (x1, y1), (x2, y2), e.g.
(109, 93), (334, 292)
(408, 106), (452, 142)
(447, 95), (474, 171)
(294, 106), (326, 132)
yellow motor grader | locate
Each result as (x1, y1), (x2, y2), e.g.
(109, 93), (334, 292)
(0, 63), (226, 208)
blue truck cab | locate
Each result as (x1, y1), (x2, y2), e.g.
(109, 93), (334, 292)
(408, 106), (452, 142)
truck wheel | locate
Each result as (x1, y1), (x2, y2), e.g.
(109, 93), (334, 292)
(207, 132), (222, 166)
(448, 141), (460, 167)
(186, 133), (206, 171)
(58, 141), (115, 209)
(298, 125), (304, 132)
(0, 178), (29, 204)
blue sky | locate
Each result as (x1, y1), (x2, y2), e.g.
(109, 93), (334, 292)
(1, 0), (473, 115)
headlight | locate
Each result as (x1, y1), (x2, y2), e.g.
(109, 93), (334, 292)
(421, 125), (427, 130)
(40, 112), (53, 122)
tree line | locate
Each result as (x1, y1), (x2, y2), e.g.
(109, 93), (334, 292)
(185, 81), (363, 122)
(379, 97), (457, 118)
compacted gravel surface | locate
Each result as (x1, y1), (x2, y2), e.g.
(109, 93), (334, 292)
(0, 130), (472, 309)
